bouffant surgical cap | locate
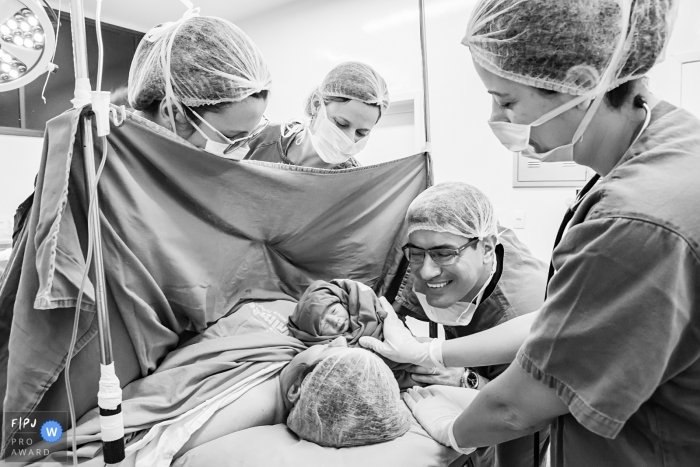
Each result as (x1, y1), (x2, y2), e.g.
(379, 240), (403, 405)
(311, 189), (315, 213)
(304, 61), (390, 118)
(287, 348), (411, 448)
(407, 182), (497, 239)
(462, 0), (678, 95)
(128, 12), (272, 110)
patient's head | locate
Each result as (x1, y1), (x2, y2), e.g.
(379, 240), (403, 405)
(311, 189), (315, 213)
(287, 347), (411, 448)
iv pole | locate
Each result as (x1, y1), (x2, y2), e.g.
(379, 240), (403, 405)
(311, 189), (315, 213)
(418, 0), (439, 340)
(68, 0), (125, 463)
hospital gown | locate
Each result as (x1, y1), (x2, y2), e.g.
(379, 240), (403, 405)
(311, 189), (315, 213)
(518, 101), (700, 467)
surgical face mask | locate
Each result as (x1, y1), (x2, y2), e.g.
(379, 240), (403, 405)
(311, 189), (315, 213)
(186, 107), (266, 159)
(308, 100), (368, 165)
(488, 91), (597, 163)
(413, 258), (497, 326)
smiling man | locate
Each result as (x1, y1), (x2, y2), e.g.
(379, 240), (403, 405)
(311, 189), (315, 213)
(364, 181), (548, 467)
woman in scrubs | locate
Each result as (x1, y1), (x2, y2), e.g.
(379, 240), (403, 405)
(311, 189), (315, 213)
(246, 61), (389, 169)
(128, 14), (272, 160)
(362, 1), (700, 465)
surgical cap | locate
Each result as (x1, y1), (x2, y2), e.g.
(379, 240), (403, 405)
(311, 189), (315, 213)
(287, 348), (411, 448)
(304, 61), (390, 117)
(128, 14), (272, 110)
(463, 0), (678, 95)
(407, 182), (497, 239)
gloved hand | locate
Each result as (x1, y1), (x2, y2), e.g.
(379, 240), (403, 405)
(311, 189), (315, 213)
(359, 297), (443, 368)
(402, 386), (475, 455)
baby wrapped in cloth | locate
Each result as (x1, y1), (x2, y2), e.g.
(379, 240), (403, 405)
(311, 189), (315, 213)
(288, 279), (386, 346)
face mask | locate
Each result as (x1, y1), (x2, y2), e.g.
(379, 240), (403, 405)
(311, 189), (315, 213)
(308, 100), (368, 165)
(413, 258), (497, 326)
(488, 91), (596, 163)
(186, 107), (257, 159)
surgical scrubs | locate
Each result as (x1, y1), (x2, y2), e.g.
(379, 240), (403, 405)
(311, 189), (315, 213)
(518, 102), (700, 467)
(246, 122), (360, 169)
(396, 227), (550, 467)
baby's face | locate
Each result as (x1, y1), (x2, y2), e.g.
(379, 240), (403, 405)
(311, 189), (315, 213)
(319, 303), (350, 335)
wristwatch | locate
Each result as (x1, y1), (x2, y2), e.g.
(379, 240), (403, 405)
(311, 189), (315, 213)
(460, 368), (480, 389)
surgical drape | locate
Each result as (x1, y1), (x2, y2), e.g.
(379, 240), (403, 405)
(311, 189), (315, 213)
(0, 108), (428, 450)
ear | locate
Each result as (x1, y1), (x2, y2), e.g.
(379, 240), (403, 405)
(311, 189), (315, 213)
(159, 100), (191, 132)
(287, 381), (302, 405)
(481, 235), (497, 265)
(309, 93), (322, 119)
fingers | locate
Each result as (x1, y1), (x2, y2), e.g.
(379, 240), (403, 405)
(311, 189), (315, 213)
(358, 336), (384, 352)
(408, 365), (437, 375)
(379, 297), (399, 320)
(401, 392), (417, 411)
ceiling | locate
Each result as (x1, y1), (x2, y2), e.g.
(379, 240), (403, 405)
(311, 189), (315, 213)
(45, 0), (299, 32)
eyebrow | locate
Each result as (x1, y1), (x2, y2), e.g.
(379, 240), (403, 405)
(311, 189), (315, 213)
(488, 90), (510, 98)
(405, 243), (459, 250)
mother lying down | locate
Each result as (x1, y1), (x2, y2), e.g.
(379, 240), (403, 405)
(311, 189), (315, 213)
(26, 281), (475, 466)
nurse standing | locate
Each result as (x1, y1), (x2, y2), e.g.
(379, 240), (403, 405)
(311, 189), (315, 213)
(364, 1), (700, 466)
(246, 61), (389, 169)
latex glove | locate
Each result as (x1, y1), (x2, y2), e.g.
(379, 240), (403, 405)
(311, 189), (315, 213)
(402, 386), (475, 455)
(408, 365), (464, 387)
(359, 297), (443, 368)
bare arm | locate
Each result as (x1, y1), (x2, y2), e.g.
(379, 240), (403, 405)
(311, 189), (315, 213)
(442, 311), (539, 368)
(452, 360), (568, 447)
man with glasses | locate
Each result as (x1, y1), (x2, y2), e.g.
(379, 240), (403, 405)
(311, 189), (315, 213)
(362, 181), (548, 467)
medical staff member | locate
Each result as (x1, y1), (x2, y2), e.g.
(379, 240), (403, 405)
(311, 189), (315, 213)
(365, 1), (700, 466)
(246, 61), (389, 169)
(362, 182), (549, 467)
(129, 13), (272, 160)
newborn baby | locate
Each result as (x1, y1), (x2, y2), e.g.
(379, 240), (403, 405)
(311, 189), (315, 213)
(284, 344), (412, 448)
(288, 279), (385, 346)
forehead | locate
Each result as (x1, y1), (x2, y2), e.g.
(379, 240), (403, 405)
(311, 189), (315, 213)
(325, 99), (380, 128)
(201, 97), (267, 135)
(473, 61), (532, 97)
(408, 230), (470, 248)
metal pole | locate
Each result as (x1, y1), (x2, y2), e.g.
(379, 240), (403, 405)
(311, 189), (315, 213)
(418, 0), (432, 150)
(69, 0), (113, 370)
(419, 0), (438, 339)
(69, 0), (124, 463)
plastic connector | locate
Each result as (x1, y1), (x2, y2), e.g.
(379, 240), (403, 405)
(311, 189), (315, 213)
(91, 91), (112, 136)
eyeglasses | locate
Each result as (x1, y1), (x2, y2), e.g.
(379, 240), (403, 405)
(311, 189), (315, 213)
(221, 115), (269, 155)
(402, 237), (479, 266)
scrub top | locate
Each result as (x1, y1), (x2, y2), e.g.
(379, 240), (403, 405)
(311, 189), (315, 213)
(517, 102), (700, 467)
(396, 227), (549, 467)
(245, 122), (360, 169)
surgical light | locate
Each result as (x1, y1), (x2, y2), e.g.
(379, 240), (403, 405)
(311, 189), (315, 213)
(0, 0), (55, 91)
